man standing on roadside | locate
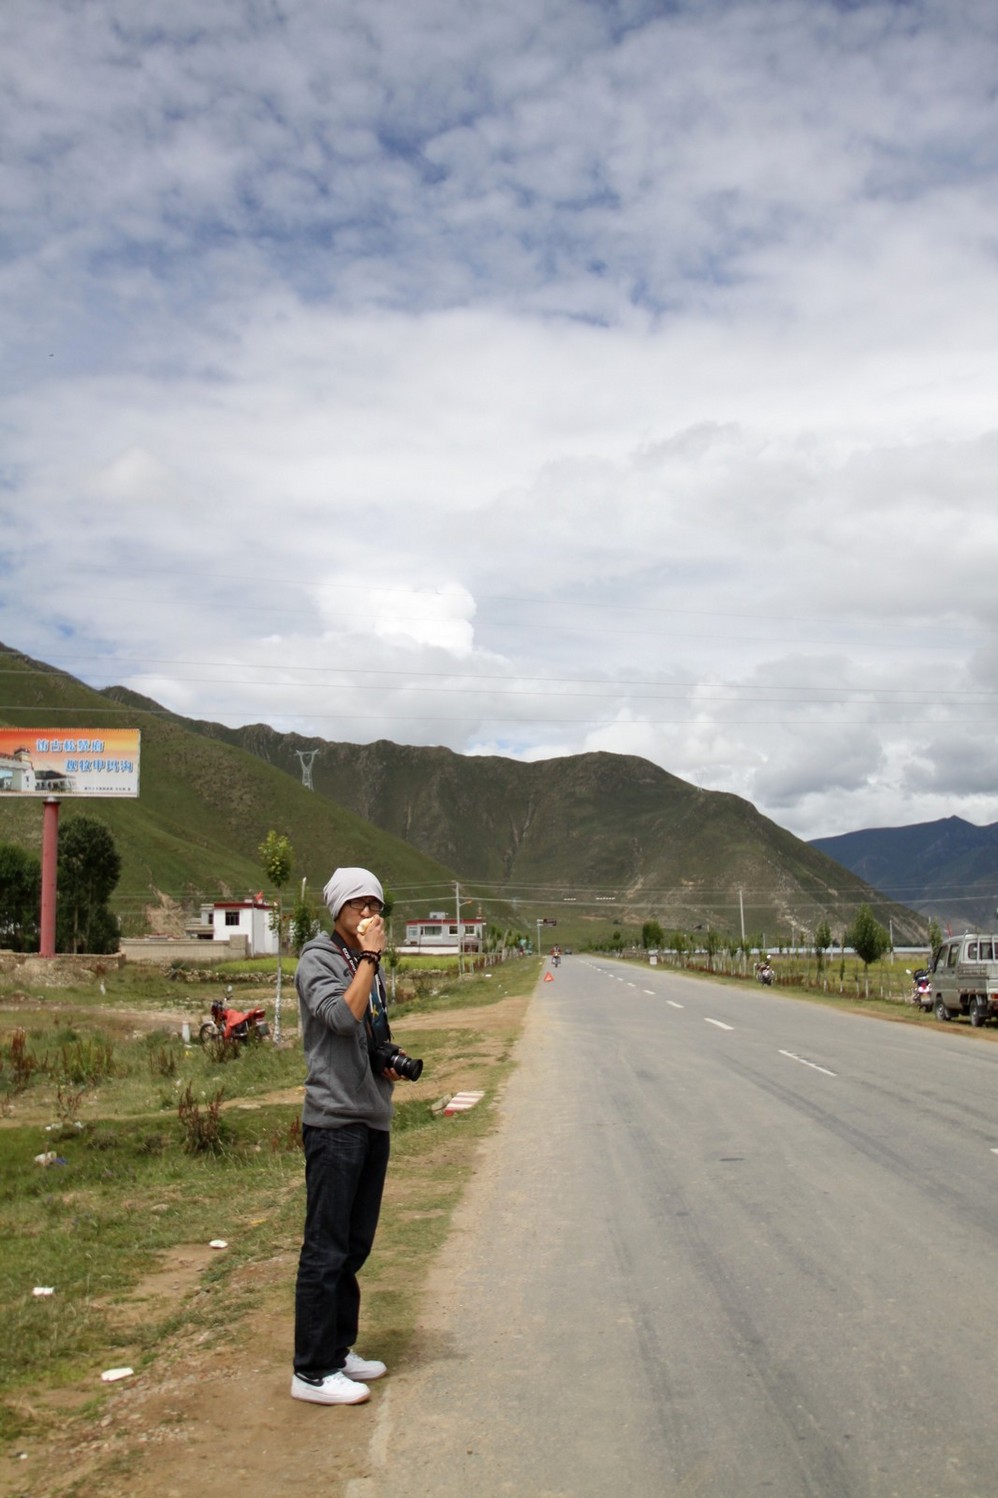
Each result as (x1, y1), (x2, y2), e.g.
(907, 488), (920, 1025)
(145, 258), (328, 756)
(291, 866), (398, 1406)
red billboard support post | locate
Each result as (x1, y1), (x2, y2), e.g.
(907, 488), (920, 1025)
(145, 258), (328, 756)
(40, 797), (60, 958)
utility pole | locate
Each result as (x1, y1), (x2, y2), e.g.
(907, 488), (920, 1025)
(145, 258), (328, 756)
(739, 887), (746, 972)
(454, 881), (463, 978)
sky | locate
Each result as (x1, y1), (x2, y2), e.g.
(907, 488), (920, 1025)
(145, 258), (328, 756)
(2, 0), (998, 842)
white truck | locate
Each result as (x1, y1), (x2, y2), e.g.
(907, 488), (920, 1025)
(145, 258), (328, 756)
(929, 933), (998, 1026)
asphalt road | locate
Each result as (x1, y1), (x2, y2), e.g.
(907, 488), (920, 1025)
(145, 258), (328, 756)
(351, 960), (998, 1498)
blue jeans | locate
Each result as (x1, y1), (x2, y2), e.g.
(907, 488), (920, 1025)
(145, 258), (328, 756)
(294, 1122), (391, 1377)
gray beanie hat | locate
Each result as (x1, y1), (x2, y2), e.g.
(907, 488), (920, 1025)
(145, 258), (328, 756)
(323, 867), (384, 919)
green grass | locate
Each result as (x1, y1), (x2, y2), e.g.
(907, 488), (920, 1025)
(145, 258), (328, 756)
(0, 1018), (305, 1122)
(397, 966), (524, 1013)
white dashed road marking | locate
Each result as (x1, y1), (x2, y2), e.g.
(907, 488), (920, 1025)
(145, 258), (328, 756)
(666, 1000), (684, 1009)
(779, 1049), (837, 1077)
(705, 1018), (734, 1031)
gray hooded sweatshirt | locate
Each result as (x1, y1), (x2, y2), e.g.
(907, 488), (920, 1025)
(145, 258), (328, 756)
(295, 933), (394, 1131)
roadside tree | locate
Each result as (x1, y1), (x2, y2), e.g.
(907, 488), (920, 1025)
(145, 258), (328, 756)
(704, 927), (722, 971)
(289, 877), (320, 955)
(928, 917), (943, 960)
(259, 831), (293, 1042)
(641, 920), (665, 950)
(849, 904), (891, 998)
(56, 817), (122, 954)
(0, 843), (41, 951)
(669, 930), (690, 965)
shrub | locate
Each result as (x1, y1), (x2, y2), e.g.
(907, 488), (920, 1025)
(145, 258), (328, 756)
(3, 1028), (39, 1092)
(269, 1115), (303, 1153)
(177, 1082), (226, 1154)
(148, 1044), (179, 1078)
(205, 1035), (242, 1065)
(55, 1083), (86, 1125)
(56, 1035), (117, 1086)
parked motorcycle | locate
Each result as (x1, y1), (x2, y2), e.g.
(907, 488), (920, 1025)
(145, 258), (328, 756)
(911, 968), (932, 1012)
(200, 994), (269, 1045)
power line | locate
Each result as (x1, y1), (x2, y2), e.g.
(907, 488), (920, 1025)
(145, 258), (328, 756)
(4, 664), (996, 707)
(4, 703), (997, 727)
(52, 572), (976, 634)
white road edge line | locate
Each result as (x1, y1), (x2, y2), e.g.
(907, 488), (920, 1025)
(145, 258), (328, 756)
(705, 1018), (734, 1031)
(779, 1049), (837, 1077)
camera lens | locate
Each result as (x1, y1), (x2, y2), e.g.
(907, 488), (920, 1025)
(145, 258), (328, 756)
(396, 1051), (423, 1081)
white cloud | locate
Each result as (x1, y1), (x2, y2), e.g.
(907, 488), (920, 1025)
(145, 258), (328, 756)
(2, 0), (998, 841)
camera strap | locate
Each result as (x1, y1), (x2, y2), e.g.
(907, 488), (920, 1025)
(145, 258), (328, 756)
(332, 934), (391, 1049)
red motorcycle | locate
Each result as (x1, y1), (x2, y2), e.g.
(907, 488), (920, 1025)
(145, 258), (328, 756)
(200, 996), (270, 1045)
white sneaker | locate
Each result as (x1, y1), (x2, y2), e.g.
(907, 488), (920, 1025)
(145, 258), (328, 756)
(291, 1370), (370, 1405)
(343, 1350), (387, 1381)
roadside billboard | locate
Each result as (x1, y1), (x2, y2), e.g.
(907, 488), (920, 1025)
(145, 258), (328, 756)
(0, 729), (140, 797)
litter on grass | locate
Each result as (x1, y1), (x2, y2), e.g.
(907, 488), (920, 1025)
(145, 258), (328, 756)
(101, 1367), (134, 1383)
(209, 1239), (228, 1250)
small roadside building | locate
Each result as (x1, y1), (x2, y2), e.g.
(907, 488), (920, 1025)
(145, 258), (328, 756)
(123, 896), (278, 965)
(399, 911), (486, 956)
(208, 898), (279, 956)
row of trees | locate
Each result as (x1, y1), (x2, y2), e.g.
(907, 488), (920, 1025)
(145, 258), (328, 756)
(633, 905), (901, 993)
(0, 817), (122, 954)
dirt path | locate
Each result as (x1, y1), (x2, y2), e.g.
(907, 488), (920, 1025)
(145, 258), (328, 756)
(0, 991), (531, 1498)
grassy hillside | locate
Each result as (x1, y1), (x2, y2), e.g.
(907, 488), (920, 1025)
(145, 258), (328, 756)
(0, 647), (461, 934)
(103, 692), (926, 946)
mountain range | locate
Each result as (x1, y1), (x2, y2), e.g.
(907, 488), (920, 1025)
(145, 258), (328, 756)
(1, 642), (927, 946)
(810, 819), (998, 932)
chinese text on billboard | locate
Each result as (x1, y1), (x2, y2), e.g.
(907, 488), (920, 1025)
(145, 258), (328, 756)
(0, 730), (141, 797)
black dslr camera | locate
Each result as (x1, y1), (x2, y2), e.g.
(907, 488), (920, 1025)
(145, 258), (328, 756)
(370, 1040), (423, 1082)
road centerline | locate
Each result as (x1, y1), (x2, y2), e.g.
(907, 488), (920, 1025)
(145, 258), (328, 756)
(779, 1048), (837, 1077)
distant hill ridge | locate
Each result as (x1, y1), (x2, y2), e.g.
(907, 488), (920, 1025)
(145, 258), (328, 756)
(102, 680), (926, 945)
(810, 818), (998, 931)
